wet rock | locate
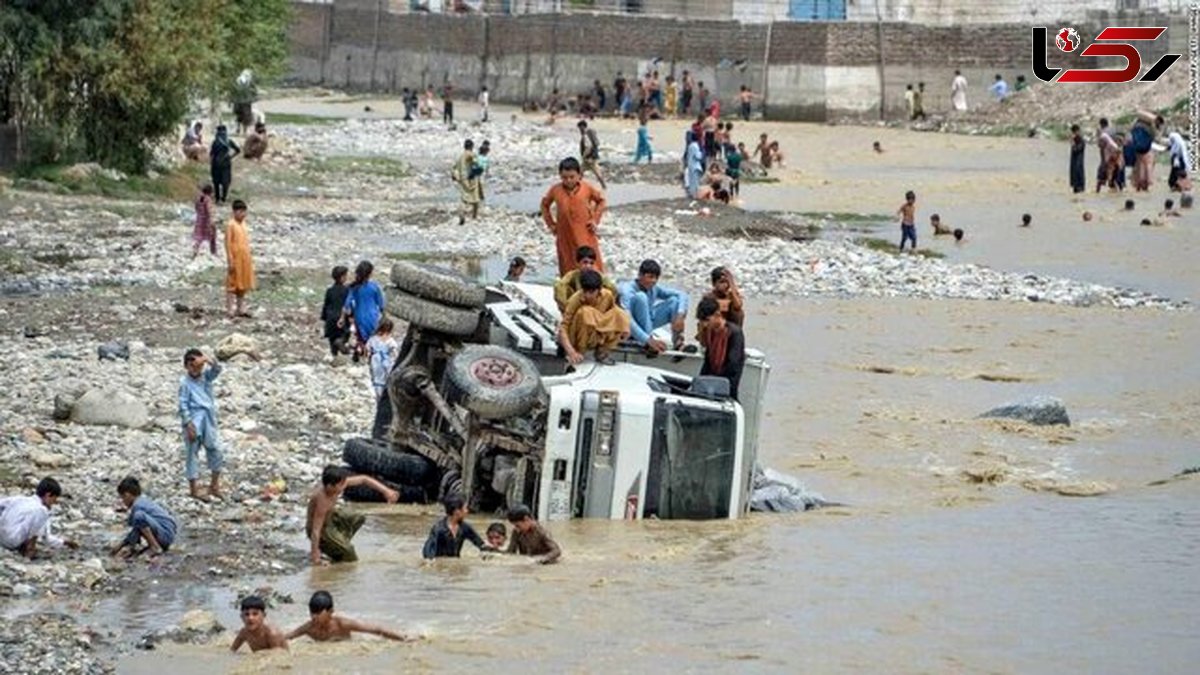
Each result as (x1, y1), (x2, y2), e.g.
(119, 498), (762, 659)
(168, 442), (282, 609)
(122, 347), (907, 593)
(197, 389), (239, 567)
(69, 389), (149, 429)
(178, 608), (224, 634)
(22, 427), (47, 444)
(217, 333), (259, 361)
(52, 382), (89, 421)
(23, 325), (46, 338)
(980, 396), (1071, 427)
(30, 449), (73, 469)
(96, 340), (130, 361)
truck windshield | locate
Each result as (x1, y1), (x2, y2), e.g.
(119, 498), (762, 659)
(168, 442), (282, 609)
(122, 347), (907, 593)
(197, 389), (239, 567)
(644, 400), (737, 519)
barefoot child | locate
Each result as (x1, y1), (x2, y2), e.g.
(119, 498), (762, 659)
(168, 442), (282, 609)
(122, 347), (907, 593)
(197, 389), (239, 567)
(110, 476), (177, 559)
(178, 349), (224, 501)
(897, 190), (918, 251)
(307, 466), (398, 565)
(286, 591), (414, 643)
(231, 596), (288, 652)
(224, 199), (256, 318)
(192, 184), (216, 258)
(367, 318), (399, 399)
(321, 266), (351, 357)
(0, 477), (77, 558)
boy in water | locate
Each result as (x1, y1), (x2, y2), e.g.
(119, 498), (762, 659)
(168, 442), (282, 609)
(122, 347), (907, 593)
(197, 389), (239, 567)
(111, 476), (177, 559)
(505, 505), (562, 564)
(486, 522), (507, 549)
(287, 591), (414, 643)
(929, 213), (953, 236)
(1020, 213), (1032, 227)
(231, 596), (288, 652)
(307, 465), (398, 565)
(897, 190), (918, 251)
(1161, 198), (1182, 218)
(421, 494), (495, 559)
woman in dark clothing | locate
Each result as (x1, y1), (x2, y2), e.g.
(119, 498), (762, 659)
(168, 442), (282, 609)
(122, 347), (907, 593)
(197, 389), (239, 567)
(696, 297), (746, 401)
(1069, 124), (1086, 194)
(209, 125), (241, 204)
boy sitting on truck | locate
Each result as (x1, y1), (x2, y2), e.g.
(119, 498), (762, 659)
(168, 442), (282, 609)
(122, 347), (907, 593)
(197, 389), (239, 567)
(558, 269), (630, 366)
(617, 259), (689, 354)
(553, 245), (618, 311)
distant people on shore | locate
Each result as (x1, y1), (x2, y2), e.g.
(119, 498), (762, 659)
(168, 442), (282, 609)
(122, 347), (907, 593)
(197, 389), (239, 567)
(182, 121), (205, 161)
(242, 122), (268, 160)
(989, 74), (1009, 102)
(1020, 213), (1032, 227)
(1131, 110), (1164, 191)
(1069, 124), (1086, 194)
(452, 139), (482, 225)
(951, 70), (968, 111)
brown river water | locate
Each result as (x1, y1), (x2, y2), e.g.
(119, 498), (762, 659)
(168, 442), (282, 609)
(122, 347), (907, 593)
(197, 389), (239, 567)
(106, 108), (1200, 672)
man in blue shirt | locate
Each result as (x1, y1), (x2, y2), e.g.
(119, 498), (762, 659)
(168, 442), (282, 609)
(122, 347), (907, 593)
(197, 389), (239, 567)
(617, 259), (689, 355)
(112, 476), (177, 558)
(989, 74), (1009, 102)
(179, 349), (224, 501)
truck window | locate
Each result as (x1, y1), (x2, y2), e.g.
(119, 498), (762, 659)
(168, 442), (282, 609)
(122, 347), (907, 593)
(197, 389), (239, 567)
(644, 401), (737, 520)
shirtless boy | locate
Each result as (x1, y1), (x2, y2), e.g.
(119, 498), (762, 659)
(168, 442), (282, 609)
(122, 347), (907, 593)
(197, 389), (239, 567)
(307, 465), (399, 565)
(897, 190), (918, 251)
(230, 596), (288, 652)
(287, 591), (414, 643)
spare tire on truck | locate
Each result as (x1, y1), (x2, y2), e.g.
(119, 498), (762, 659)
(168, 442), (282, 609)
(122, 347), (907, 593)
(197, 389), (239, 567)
(445, 344), (543, 419)
(341, 437), (437, 486)
(389, 290), (482, 337)
(390, 261), (486, 309)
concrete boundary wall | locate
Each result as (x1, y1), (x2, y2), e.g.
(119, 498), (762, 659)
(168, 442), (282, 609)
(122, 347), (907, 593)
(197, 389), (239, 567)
(288, 2), (1187, 121)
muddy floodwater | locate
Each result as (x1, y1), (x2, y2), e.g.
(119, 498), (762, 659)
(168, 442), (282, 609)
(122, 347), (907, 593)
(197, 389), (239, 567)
(13, 101), (1197, 673)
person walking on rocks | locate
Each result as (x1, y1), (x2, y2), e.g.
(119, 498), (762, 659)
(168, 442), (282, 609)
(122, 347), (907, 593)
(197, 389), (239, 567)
(1069, 124), (1086, 194)
(0, 477), (76, 558)
(340, 260), (385, 363)
(897, 190), (918, 252)
(192, 184), (216, 258)
(633, 117), (653, 164)
(209, 124), (240, 205)
(950, 70), (968, 112)
(224, 199), (256, 318)
(541, 157), (607, 276)
(452, 139), (482, 225)
(179, 349), (225, 501)
(578, 120), (607, 189)
(322, 266), (351, 357)
(308, 466), (398, 565)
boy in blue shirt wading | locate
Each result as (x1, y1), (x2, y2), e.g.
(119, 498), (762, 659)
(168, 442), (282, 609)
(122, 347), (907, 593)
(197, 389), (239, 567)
(179, 348), (224, 501)
(111, 476), (177, 558)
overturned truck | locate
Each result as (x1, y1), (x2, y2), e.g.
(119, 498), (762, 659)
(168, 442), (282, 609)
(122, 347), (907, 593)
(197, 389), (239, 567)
(342, 262), (771, 521)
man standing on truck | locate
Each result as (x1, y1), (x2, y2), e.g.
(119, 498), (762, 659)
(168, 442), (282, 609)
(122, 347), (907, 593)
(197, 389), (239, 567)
(558, 269), (630, 365)
(696, 297), (746, 401)
(553, 245), (618, 311)
(617, 259), (689, 355)
(541, 157), (607, 276)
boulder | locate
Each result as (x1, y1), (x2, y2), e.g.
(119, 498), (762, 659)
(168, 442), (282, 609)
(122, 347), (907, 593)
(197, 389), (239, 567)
(52, 381), (89, 421)
(97, 340), (130, 361)
(30, 450), (72, 468)
(980, 395), (1071, 427)
(69, 389), (149, 429)
(177, 609), (223, 634)
(217, 333), (259, 362)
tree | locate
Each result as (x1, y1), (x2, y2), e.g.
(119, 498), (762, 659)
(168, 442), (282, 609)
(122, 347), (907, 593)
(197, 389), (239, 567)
(210, 0), (294, 106)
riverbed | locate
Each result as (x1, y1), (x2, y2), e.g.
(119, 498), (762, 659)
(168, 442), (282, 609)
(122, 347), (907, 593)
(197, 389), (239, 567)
(2, 93), (1197, 673)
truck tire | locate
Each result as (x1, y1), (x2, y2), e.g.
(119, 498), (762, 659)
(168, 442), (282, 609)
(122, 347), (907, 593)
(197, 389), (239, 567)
(390, 261), (486, 309)
(445, 344), (543, 419)
(342, 476), (429, 504)
(341, 437), (437, 485)
(389, 290), (482, 337)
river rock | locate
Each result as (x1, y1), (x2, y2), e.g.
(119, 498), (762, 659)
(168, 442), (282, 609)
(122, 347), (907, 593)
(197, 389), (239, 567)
(51, 381), (89, 421)
(177, 609), (223, 634)
(980, 395), (1071, 427)
(217, 333), (259, 361)
(69, 389), (149, 429)
(22, 428), (46, 444)
(30, 450), (72, 468)
(97, 340), (130, 361)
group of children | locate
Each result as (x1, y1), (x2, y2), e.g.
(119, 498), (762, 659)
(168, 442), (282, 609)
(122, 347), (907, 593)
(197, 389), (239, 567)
(231, 589), (414, 653)
(320, 261), (398, 397)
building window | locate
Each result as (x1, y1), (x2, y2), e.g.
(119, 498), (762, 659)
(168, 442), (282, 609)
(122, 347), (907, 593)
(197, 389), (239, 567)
(788, 0), (847, 21)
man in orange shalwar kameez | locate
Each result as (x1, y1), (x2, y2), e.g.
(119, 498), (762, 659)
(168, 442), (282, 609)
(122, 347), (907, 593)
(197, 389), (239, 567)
(540, 157), (607, 277)
(225, 199), (257, 318)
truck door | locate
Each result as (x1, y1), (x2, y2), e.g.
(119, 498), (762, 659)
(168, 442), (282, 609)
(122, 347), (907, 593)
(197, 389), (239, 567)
(571, 390), (620, 518)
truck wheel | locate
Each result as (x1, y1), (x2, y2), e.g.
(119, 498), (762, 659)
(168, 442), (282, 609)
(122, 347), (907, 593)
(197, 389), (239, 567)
(343, 476), (429, 504)
(445, 344), (543, 419)
(341, 437), (436, 485)
(389, 290), (482, 337)
(390, 261), (486, 309)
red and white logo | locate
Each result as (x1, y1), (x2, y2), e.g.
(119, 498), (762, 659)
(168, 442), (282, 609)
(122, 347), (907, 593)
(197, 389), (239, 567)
(1055, 27), (1081, 52)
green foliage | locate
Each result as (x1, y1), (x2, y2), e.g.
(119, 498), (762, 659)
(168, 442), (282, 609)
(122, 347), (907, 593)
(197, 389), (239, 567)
(0, 0), (291, 174)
